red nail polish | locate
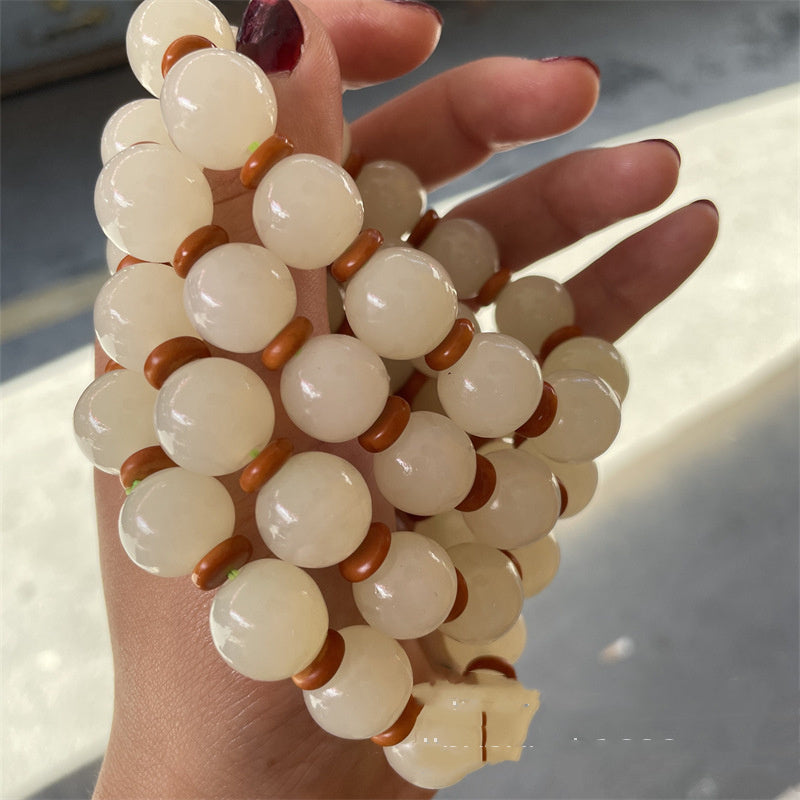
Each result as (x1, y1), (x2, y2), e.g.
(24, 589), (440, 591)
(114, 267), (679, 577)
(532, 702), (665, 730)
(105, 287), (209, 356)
(541, 56), (601, 78)
(642, 138), (681, 166)
(384, 0), (443, 25)
(237, 0), (304, 74)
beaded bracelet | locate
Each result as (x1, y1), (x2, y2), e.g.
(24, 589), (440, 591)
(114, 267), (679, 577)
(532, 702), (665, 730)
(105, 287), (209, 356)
(73, 0), (628, 788)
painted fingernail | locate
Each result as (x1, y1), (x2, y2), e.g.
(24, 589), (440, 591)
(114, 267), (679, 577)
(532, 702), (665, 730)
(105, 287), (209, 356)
(541, 56), (601, 78)
(691, 198), (719, 218)
(237, 0), (304, 74)
(643, 138), (681, 166)
(384, 0), (443, 24)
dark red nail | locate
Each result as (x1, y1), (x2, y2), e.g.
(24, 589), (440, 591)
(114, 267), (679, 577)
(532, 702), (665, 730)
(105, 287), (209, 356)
(541, 56), (601, 78)
(237, 0), (304, 74)
(691, 198), (719, 218)
(384, 0), (443, 24)
(642, 138), (681, 166)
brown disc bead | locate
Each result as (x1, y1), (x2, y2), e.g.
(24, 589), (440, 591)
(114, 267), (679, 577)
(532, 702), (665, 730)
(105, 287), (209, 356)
(516, 381), (558, 438)
(476, 267), (512, 307)
(342, 149), (364, 180)
(396, 369), (427, 405)
(161, 34), (215, 77)
(463, 655), (518, 681)
(120, 445), (177, 490)
(261, 316), (313, 370)
(338, 522), (391, 582)
(144, 336), (211, 389)
(191, 535), (253, 590)
(406, 209), (440, 248)
(556, 478), (568, 516)
(103, 358), (124, 373)
(358, 395), (411, 454)
(500, 549), (523, 581)
(443, 568), (468, 622)
(292, 629), (345, 690)
(239, 438), (293, 493)
(116, 254), (145, 272)
(172, 224), (229, 278)
(330, 228), (383, 283)
(371, 696), (423, 747)
(481, 711), (488, 762)
(455, 453), (496, 513)
(424, 317), (475, 371)
(539, 324), (583, 362)
(240, 134), (295, 189)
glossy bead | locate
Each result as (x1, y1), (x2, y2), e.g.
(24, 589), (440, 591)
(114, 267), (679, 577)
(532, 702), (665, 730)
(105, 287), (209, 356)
(118, 468), (234, 576)
(161, 48), (277, 170)
(543, 336), (629, 401)
(73, 369), (159, 473)
(462, 449), (560, 549)
(532, 369), (621, 462)
(105, 239), (128, 274)
(494, 276), (575, 355)
(510, 533), (560, 597)
(183, 243), (295, 352)
(303, 625), (412, 739)
(438, 543), (523, 643)
(344, 246), (458, 359)
(126, 0), (235, 96)
(373, 411), (476, 516)
(94, 262), (196, 370)
(252, 154), (364, 270)
(415, 510), (474, 550)
(420, 218), (498, 299)
(356, 160), (426, 240)
(437, 333), (542, 438)
(155, 358), (274, 475)
(100, 99), (172, 164)
(519, 443), (598, 517)
(210, 558), (328, 681)
(353, 532), (457, 639)
(255, 452), (371, 568)
(95, 143), (213, 263)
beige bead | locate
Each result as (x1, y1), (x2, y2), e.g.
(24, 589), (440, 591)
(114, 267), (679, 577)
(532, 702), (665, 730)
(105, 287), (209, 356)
(105, 239), (127, 274)
(415, 511), (474, 550)
(410, 376), (445, 415)
(303, 625), (412, 739)
(510, 533), (560, 597)
(543, 336), (629, 401)
(356, 160), (426, 240)
(519, 443), (598, 517)
(382, 358), (416, 394)
(100, 99), (172, 164)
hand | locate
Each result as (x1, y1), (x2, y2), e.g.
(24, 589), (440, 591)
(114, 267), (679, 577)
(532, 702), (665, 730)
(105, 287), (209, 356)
(92, 2), (718, 798)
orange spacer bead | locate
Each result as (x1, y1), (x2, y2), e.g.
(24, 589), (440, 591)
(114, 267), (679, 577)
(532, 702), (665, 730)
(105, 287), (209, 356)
(191, 535), (253, 591)
(455, 453), (496, 512)
(119, 445), (177, 490)
(239, 134), (295, 190)
(239, 438), (293, 493)
(476, 267), (512, 307)
(172, 225), (229, 279)
(342, 149), (364, 180)
(144, 336), (211, 389)
(358, 396), (411, 454)
(116, 254), (145, 272)
(161, 34), (215, 77)
(481, 711), (488, 762)
(463, 655), (518, 681)
(103, 358), (124, 373)
(556, 478), (568, 516)
(424, 317), (475, 371)
(338, 522), (391, 582)
(539, 324), (583, 362)
(516, 381), (558, 438)
(330, 228), (383, 283)
(292, 629), (346, 690)
(444, 568), (469, 622)
(261, 316), (313, 370)
(500, 549), (523, 581)
(371, 696), (423, 747)
(406, 209), (439, 248)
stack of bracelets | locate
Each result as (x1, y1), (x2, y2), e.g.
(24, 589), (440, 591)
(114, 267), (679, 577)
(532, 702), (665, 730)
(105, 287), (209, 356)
(73, 0), (629, 789)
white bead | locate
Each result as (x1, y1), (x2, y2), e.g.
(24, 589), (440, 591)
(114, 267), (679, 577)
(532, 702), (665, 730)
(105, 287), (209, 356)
(437, 332), (542, 438)
(373, 411), (475, 516)
(509, 533), (560, 597)
(420, 218), (498, 299)
(353, 532), (457, 639)
(155, 358), (275, 476)
(462, 448), (560, 549)
(410, 375), (445, 415)
(252, 154), (364, 270)
(210, 559), (328, 681)
(533, 369), (621, 462)
(415, 510), (474, 550)
(183, 243), (295, 352)
(382, 358), (415, 394)
(356, 160), (426, 240)
(94, 261), (197, 370)
(95, 143), (213, 263)
(118, 468), (234, 576)
(280, 334), (389, 443)
(255, 451), (371, 568)
(105, 239), (127, 275)
(100, 99), (173, 164)
(494, 276), (574, 355)
(344, 246), (458, 359)
(160, 48), (277, 170)
(543, 336), (629, 401)
(438, 543), (523, 643)
(126, 0), (235, 96)
(519, 443), (598, 517)
(73, 369), (159, 473)
(304, 625), (412, 739)
(457, 301), (481, 333)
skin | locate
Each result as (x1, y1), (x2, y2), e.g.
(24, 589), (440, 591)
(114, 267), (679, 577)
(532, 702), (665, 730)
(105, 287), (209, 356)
(93, 1), (719, 797)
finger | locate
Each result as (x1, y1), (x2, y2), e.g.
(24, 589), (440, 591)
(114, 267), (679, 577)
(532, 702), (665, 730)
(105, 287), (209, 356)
(567, 200), (720, 342)
(350, 56), (600, 187)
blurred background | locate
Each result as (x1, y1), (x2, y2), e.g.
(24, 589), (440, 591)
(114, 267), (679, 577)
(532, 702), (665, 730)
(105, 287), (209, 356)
(1, 1), (798, 798)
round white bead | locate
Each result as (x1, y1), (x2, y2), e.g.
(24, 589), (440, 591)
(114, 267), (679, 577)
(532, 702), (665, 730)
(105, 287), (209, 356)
(155, 357), (275, 476)
(126, 0), (235, 97)
(344, 246), (458, 359)
(543, 336), (629, 401)
(94, 261), (197, 370)
(382, 358), (415, 395)
(255, 452), (371, 568)
(356, 160), (426, 240)
(373, 411), (476, 516)
(118, 468), (234, 576)
(105, 239), (127, 275)
(95, 143), (213, 263)
(100, 98), (173, 164)
(161, 48), (277, 170)
(410, 376), (445, 415)
(73, 369), (159, 473)
(353, 532), (457, 639)
(210, 559), (328, 681)
(183, 243), (296, 352)
(509, 533), (561, 598)
(303, 625), (412, 739)
(280, 334), (389, 443)
(427, 615), (527, 673)
(415, 510), (474, 550)
(437, 332), (542, 438)
(252, 154), (364, 270)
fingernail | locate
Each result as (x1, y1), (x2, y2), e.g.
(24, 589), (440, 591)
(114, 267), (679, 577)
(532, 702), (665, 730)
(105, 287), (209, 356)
(237, 0), (304, 74)
(541, 56), (601, 78)
(642, 138), (681, 166)
(384, 0), (443, 24)
(691, 198), (719, 218)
